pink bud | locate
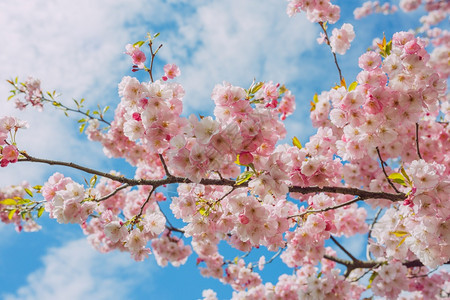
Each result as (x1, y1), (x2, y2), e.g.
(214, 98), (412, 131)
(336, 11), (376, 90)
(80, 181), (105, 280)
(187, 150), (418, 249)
(239, 152), (254, 165)
(239, 214), (249, 225)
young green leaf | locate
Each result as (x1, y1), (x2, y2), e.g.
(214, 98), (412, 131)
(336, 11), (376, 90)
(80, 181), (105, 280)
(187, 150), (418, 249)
(24, 188), (33, 197)
(0, 199), (17, 205)
(8, 209), (16, 220)
(387, 172), (406, 186)
(235, 171), (254, 186)
(292, 136), (302, 150)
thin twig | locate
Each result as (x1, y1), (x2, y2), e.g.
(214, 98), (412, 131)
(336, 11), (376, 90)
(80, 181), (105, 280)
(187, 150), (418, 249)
(136, 186), (156, 220)
(415, 122), (423, 160)
(148, 42), (163, 82)
(318, 22), (343, 82)
(159, 154), (172, 178)
(376, 147), (401, 194)
(330, 235), (358, 262)
(95, 184), (129, 202)
(366, 208), (383, 260)
(288, 196), (362, 219)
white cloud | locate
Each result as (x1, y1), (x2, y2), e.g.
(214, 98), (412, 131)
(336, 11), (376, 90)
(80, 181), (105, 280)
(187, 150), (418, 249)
(3, 238), (154, 300)
(0, 0), (157, 186)
(158, 0), (318, 113)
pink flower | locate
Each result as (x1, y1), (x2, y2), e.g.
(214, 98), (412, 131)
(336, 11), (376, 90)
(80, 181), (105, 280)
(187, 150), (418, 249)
(125, 44), (146, 69)
(238, 152), (254, 165)
(1, 145), (19, 163)
(162, 64), (181, 81)
(330, 23), (355, 55)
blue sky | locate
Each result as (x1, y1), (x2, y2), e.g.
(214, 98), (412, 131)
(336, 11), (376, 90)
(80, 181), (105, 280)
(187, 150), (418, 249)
(0, 1), (427, 299)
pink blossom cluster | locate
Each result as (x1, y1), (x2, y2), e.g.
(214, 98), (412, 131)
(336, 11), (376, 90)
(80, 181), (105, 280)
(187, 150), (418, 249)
(42, 172), (95, 224)
(0, 182), (41, 232)
(151, 230), (192, 267)
(231, 264), (365, 299)
(370, 160), (450, 269)
(329, 23), (355, 55)
(125, 44), (146, 70)
(286, 0), (341, 24)
(79, 179), (170, 261)
(371, 261), (409, 299)
(15, 77), (43, 110)
(171, 184), (296, 269)
(221, 259), (262, 291)
(0, 116), (27, 167)
(353, 1), (398, 19)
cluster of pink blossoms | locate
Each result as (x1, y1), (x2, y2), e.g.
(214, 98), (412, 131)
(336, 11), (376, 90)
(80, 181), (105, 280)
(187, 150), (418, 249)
(329, 23), (355, 55)
(231, 263), (365, 300)
(0, 182), (41, 232)
(353, 1), (398, 20)
(286, 0), (340, 24)
(41, 172), (95, 224)
(14, 77), (43, 110)
(0, 116), (27, 167)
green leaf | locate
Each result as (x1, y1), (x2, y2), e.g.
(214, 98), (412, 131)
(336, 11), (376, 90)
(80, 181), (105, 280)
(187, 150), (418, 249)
(79, 123), (86, 133)
(8, 209), (16, 220)
(348, 81), (358, 91)
(292, 136), (302, 150)
(78, 118), (86, 123)
(367, 272), (378, 289)
(0, 199), (17, 205)
(24, 188), (33, 197)
(400, 166), (412, 185)
(33, 185), (42, 192)
(397, 235), (407, 248)
(235, 171), (254, 186)
(89, 175), (98, 187)
(278, 84), (287, 95)
(387, 172), (406, 186)
(390, 230), (409, 237)
(250, 82), (264, 94)
(133, 40), (145, 47)
(198, 206), (208, 216)
(7, 94), (15, 101)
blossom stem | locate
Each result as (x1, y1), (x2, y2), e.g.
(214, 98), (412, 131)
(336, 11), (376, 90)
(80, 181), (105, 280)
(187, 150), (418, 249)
(376, 147), (401, 194)
(95, 184), (130, 202)
(415, 122), (423, 160)
(318, 22), (343, 82)
(288, 196), (362, 219)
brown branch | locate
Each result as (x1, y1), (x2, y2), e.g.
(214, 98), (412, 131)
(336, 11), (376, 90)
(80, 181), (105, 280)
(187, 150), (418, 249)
(288, 196), (362, 219)
(95, 184), (129, 202)
(323, 254), (450, 273)
(366, 208), (383, 260)
(158, 153), (173, 178)
(318, 22), (343, 82)
(415, 122), (423, 160)
(17, 152), (406, 202)
(330, 235), (358, 262)
(147, 42), (163, 82)
(376, 147), (401, 194)
(136, 186), (156, 220)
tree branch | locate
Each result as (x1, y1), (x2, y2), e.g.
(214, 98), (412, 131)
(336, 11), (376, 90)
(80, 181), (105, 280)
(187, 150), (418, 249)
(318, 22), (343, 82)
(17, 152), (406, 202)
(95, 184), (130, 202)
(415, 122), (423, 160)
(288, 196), (362, 219)
(376, 147), (401, 194)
